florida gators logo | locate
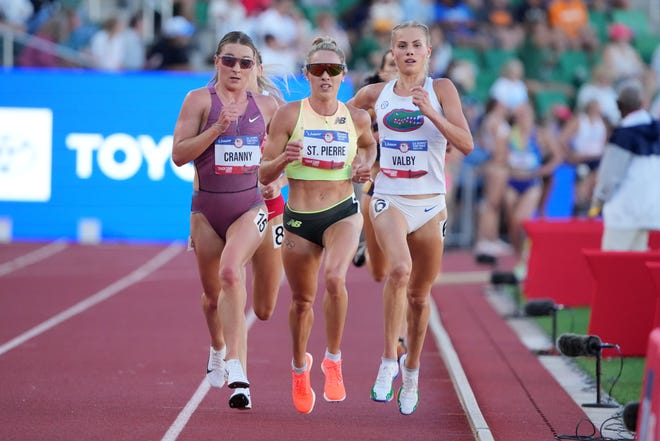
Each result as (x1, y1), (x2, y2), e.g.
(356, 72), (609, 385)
(383, 109), (424, 132)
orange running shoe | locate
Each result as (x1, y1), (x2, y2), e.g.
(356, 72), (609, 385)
(321, 357), (346, 402)
(292, 353), (316, 414)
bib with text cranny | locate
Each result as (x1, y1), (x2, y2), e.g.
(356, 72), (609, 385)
(380, 139), (429, 178)
(301, 129), (349, 169)
(214, 135), (261, 174)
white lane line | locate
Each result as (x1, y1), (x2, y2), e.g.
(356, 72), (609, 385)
(0, 244), (183, 357)
(429, 297), (494, 441)
(161, 310), (257, 441)
(0, 240), (68, 277)
(435, 270), (490, 285)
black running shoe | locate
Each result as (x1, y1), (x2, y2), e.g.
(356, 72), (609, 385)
(353, 241), (366, 267)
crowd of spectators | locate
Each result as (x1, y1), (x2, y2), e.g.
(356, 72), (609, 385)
(3, 0), (660, 259)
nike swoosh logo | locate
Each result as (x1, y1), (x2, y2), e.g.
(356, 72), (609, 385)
(248, 115), (260, 123)
(424, 205), (438, 213)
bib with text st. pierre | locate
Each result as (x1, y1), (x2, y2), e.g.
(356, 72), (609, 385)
(214, 135), (261, 174)
(301, 129), (349, 169)
(379, 139), (429, 178)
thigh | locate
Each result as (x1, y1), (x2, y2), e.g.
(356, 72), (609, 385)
(282, 230), (323, 301)
(251, 214), (284, 283)
(323, 212), (363, 271)
(190, 213), (223, 295)
(407, 209), (447, 295)
(222, 205), (268, 268)
(370, 197), (411, 266)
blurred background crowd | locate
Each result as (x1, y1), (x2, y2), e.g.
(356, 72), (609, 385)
(2, 0), (660, 259)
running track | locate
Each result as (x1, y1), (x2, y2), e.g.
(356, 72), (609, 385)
(0, 241), (593, 440)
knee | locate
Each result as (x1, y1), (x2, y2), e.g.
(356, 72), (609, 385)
(372, 269), (387, 283)
(253, 300), (275, 321)
(291, 296), (314, 315)
(406, 293), (428, 314)
(218, 265), (241, 289)
(201, 291), (219, 311)
(323, 269), (346, 296)
(388, 261), (411, 287)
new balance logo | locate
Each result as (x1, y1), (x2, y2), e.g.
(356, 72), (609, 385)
(287, 219), (302, 228)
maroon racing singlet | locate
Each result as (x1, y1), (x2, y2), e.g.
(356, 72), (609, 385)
(190, 86), (266, 240)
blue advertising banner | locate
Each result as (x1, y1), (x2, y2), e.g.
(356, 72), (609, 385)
(0, 68), (355, 243)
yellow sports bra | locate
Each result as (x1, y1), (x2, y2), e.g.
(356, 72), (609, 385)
(285, 98), (357, 181)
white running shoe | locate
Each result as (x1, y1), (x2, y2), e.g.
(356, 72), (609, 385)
(229, 387), (251, 410)
(371, 358), (399, 402)
(225, 359), (250, 389)
(206, 346), (226, 388)
(397, 354), (419, 415)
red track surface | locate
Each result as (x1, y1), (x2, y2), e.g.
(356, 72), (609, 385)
(0, 242), (593, 440)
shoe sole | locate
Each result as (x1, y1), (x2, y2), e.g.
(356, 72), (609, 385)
(323, 393), (346, 402)
(227, 380), (250, 389)
(229, 390), (251, 410)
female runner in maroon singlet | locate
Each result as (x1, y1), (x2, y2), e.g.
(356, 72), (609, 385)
(172, 31), (279, 410)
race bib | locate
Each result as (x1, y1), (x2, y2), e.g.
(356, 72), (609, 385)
(214, 135), (261, 175)
(508, 149), (540, 172)
(301, 129), (349, 169)
(379, 139), (429, 178)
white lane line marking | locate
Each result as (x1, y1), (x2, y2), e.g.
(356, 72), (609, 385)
(0, 244), (182, 357)
(161, 309), (257, 441)
(436, 270), (490, 285)
(0, 240), (68, 277)
(429, 297), (494, 441)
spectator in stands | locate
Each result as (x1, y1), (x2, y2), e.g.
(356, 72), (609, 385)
(559, 99), (608, 217)
(207, 0), (249, 60)
(576, 63), (621, 127)
(513, 0), (546, 26)
(589, 82), (660, 251)
(601, 23), (647, 88)
(61, 8), (97, 54)
(477, 0), (523, 50)
(122, 12), (145, 70)
(16, 9), (66, 67)
(89, 16), (126, 71)
(489, 58), (529, 111)
(516, 10), (557, 84)
(473, 97), (512, 258)
(547, 0), (598, 52)
(312, 10), (351, 65)
(0, 0), (33, 32)
(429, 23), (452, 78)
(434, 0), (482, 48)
(368, 0), (403, 35)
(253, 0), (306, 75)
(259, 33), (298, 77)
(504, 102), (562, 277)
(146, 15), (195, 71)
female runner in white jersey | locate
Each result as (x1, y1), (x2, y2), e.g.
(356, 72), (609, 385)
(350, 21), (474, 415)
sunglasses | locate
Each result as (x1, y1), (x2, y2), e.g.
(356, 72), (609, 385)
(219, 55), (255, 70)
(306, 63), (345, 77)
